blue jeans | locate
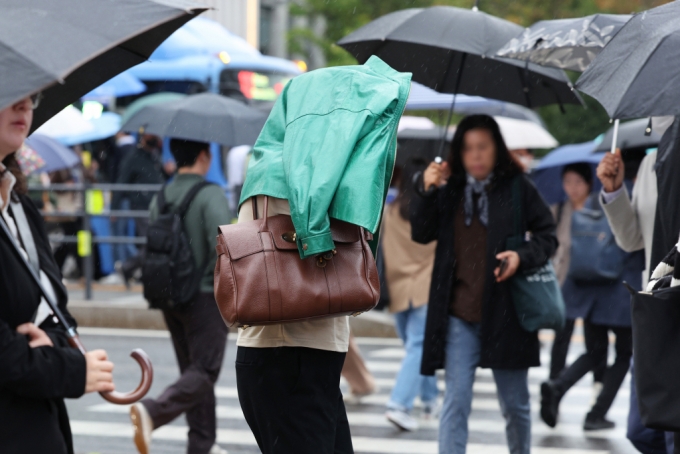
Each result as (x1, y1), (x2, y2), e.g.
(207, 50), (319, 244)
(112, 199), (137, 264)
(387, 304), (439, 412)
(440, 316), (531, 454)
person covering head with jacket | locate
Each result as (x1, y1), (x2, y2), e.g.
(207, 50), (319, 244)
(235, 56), (411, 454)
(0, 96), (115, 454)
(411, 114), (557, 454)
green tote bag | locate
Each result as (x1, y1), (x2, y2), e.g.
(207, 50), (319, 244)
(506, 177), (565, 332)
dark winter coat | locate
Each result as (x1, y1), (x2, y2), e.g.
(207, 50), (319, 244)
(0, 193), (86, 454)
(411, 174), (557, 375)
(111, 147), (165, 210)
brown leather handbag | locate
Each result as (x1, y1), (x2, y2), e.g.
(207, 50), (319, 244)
(214, 196), (380, 328)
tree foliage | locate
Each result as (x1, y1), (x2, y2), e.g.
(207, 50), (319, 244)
(289, 0), (671, 145)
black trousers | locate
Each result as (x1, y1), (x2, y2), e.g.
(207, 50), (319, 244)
(236, 346), (353, 454)
(554, 321), (632, 418)
(142, 293), (228, 454)
(550, 318), (606, 382)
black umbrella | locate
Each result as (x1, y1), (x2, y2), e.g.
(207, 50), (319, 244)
(337, 6), (583, 109)
(594, 119), (661, 153)
(0, 0), (206, 132)
(496, 14), (631, 72)
(576, 2), (680, 120)
(120, 93), (268, 147)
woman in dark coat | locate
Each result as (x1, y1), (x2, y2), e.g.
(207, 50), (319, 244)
(0, 96), (115, 454)
(410, 115), (557, 454)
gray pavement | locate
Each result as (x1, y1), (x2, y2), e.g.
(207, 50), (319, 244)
(67, 328), (638, 454)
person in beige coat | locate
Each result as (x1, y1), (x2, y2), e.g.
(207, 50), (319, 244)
(383, 160), (439, 432)
(598, 116), (673, 454)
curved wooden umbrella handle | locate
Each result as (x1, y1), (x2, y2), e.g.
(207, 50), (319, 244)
(100, 348), (154, 405)
(69, 336), (154, 405)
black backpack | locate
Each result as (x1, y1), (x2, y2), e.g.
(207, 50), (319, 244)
(142, 181), (212, 310)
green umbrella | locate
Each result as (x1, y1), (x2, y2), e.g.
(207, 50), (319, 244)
(120, 92), (187, 127)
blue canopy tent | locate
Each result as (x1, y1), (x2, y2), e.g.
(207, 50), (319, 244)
(531, 141), (605, 205)
(82, 73), (146, 100)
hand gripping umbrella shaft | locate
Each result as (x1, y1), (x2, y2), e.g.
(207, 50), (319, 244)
(0, 216), (153, 404)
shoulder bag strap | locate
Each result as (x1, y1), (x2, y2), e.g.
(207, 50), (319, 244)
(511, 175), (523, 238)
(9, 201), (39, 274)
(156, 184), (168, 214)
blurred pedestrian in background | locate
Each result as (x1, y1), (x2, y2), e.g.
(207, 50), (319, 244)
(341, 334), (377, 404)
(548, 164), (606, 395)
(130, 139), (231, 454)
(541, 162), (645, 431)
(382, 158), (439, 432)
(0, 96), (115, 454)
(110, 132), (137, 266)
(412, 115), (557, 454)
(112, 133), (166, 286)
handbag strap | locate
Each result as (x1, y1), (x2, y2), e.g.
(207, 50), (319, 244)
(511, 176), (523, 238)
(251, 196), (270, 231)
(9, 201), (39, 274)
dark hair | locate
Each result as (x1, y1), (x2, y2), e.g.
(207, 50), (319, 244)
(562, 162), (593, 188)
(169, 139), (210, 168)
(395, 157), (428, 220)
(1, 152), (27, 196)
(447, 114), (521, 188)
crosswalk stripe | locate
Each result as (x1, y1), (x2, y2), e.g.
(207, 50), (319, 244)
(88, 400), (626, 439)
(69, 420), (610, 454)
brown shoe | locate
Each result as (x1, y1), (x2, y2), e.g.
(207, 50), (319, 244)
(130, 402), (152, 454)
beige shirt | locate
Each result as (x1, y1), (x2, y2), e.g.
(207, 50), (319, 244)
(235, 195), (350, 352)
(382, 204), (436, 313)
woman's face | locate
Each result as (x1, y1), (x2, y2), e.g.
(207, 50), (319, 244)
(461, 128), (496, 181)
(0, 98), (33, 160)
(562, 171), (590, 204)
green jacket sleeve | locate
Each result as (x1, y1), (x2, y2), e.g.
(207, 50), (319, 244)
(284, 108), (377, 259)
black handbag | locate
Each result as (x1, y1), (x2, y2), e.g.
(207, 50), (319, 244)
(629, 284), (680, 431)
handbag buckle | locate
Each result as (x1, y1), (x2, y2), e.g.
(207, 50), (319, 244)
(282, 231), (297, 243)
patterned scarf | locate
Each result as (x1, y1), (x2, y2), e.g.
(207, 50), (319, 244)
(464, 173), (492, 227)
(647, 238), (680, 291)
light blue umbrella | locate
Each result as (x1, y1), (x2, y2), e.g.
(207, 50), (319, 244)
(531, 141), (604, 205)
(24, 134), (80, 173)
(406, 82), (545, 126)
(58, 112), (121, 146)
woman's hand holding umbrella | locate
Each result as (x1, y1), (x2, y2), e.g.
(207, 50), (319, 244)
(16, 322), (116, 394)
(596, 149), (624, 193)
(423, 161), (450, 191)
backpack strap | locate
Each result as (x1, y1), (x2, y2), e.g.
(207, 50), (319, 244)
(175, 181), (213, 218)
(156, 184), (169, 214)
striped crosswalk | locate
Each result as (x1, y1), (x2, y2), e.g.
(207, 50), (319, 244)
(68, 331), (637, 454)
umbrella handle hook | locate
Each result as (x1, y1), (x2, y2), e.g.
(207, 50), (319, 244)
(69, 335), (154, 405)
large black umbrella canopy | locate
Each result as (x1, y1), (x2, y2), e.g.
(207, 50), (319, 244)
(0, 0), (206, 132)
(120, 93), (268, 147)
(337, 6), (583, 108)
(576, 2), (680, 120)
(496, 14), (631, 72)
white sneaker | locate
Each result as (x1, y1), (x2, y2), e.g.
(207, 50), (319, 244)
(209, 444), (229, 454)
(130, 403), (153, 454)
(422, 398), (442, 420)
(386, 409), (419, 431)
(591, 382), (604, 407)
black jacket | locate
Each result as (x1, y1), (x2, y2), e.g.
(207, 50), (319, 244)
(112, 147), (165, 210)
(411, 174), (557, 375)
(0, 194), (86, 454)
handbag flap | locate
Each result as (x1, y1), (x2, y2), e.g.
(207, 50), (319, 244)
(219, 215), (365, 258)
(217, 220), (265, 260)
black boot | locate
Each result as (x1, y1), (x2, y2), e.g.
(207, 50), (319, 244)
(540, 381), (562, 428)
(583, 412), (615, 431)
